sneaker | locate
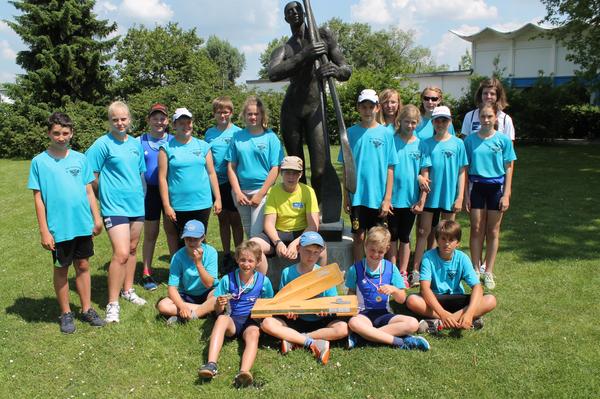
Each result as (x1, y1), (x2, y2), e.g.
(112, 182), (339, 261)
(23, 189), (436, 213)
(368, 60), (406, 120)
(81, 308), (106, 327)
(409, 271), (420, 287)
(310, 339), (330, 365)
(400, 271), (409, 289)
(142, 275), (158, 291)
(401, 335), (430, 351)
(59, 312), (76, 334)
(166, 315), (180, 326)
(482, 272), (496, 290)
(418, 319), (443, 334)
(480, 262), (487, 274)
(234, 371), (253, 388)
(472, 317), (484, 330)
(120, 288), (147, 305)
(347, 332), (364, 350)
(105, 302), (120, 323)
(198, 362), (218, 379)
(281, 339), (294, 355)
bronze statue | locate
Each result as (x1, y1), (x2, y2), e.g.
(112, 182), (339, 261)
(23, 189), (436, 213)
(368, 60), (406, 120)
(268, 0), (352, 224)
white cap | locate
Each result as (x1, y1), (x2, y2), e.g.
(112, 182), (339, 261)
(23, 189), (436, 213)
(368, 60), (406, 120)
(173, 107), (193, 122)
(358, 89), (379, 104)
(431, 106), (452, 120)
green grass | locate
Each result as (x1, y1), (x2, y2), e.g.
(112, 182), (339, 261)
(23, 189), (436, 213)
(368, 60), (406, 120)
(1, 144), (599, 398)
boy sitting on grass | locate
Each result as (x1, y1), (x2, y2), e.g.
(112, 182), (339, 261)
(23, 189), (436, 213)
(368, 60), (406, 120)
(28, 112), (105, 334)
(156, 220), (218, 324)
(346, 226), (429, 351)
(406, 220), (497, 333)
(261, 232), (348, 365)
(198, 241), (274, 387)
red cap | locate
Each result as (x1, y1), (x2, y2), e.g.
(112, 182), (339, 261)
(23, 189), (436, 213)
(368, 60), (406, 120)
(148, 103), (168, 117)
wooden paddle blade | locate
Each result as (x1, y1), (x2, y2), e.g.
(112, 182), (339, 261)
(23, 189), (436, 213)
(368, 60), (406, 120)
(251, 295), (358, 318)
(270, 263), (343, 304)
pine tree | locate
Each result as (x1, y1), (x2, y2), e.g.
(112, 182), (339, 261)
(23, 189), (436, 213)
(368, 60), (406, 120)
(6, 0), (117, 108)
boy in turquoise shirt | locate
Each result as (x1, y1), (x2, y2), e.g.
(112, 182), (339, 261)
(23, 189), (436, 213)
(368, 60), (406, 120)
(28, 112), (104, 333)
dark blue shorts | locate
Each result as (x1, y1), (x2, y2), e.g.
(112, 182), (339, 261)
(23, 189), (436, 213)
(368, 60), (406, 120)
(144, 185), (164, 221)
(103, 215), (144, 230)
(216, 182), (238, 213)
(470, 182), (503, 210)
(360, 309), (396, 328)
(179, 290), (210, 305)
(52, 235), (94, 267)
(274, 316), (338, 333)
(388, 208), (416, 243)
(231, 314), (259, 337)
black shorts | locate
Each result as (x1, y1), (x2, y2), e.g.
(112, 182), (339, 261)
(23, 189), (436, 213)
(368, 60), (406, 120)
(254, 229), (304, 254)
(422, 208), (453, 228)
(435, 294), (471, 313)
(52, 235), (94, 267)
(144, 185), (164, 221)
(388, 208), (416, 243)
(350, 206), (387, 234)
(175, 209), (211, 246)
(274, 316), (339, 333)
(470, 182), (503, 210)
(103, 215), (144, 230)
(359, 309), (396, 328)
(179, 290), (211, 305)
(231, 314), (259, 337)
(215, 182), (238, 213)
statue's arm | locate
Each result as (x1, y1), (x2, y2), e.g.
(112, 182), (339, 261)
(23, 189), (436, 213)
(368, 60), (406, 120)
(268, 45), (304, 81)
(319, 28), (352, 82)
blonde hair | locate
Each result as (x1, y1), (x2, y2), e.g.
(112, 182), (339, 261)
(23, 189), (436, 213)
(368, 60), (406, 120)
(365, 226), (391, 249)
(234, 240), (263, 263)
(419, 87), (444, 114)
(107, 101), (130, 119)
(475, 77), (509, 110)
(240, 96), (269, 130)
(396, 104), (421, 134)
(212, 96), (234, 113)
(376, 88), (403, 127)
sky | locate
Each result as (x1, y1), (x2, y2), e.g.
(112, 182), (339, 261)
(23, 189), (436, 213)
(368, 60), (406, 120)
(0, 0), (551, 85)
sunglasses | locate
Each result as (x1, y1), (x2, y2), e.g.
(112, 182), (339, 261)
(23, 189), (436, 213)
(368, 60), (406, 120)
(423, 96), (440, 102)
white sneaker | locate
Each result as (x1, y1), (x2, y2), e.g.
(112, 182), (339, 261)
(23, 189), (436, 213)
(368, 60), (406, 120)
(105, 302), (120, 323)
(409, 271), (420, 287)
(482, 272), (496, 290)
(120, 288), (147, 305)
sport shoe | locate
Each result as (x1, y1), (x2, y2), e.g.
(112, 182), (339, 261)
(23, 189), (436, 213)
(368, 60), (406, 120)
(409, 271), (420, 287)
(81, 308), (106, 327)
(400, 271), (409, 289)
(120, 288), (147, 305)
(347, 332), (363, 350)
(310, 339), (330, 365)
(198, 361), (218, 379)
(166, 315), (180, 326)
(482, 272), (496, 290)
(142, 275), (158, 291)
(59, 312), (76, 334)
(472, 317), (484, 330)
(401, 335), (430, 351)
(281, 339), (294, 355)
(479, 262), (487, 274)
(105, 302), (120, 323)
(234, 371), (253, 388)
(418, 319), (443, 334)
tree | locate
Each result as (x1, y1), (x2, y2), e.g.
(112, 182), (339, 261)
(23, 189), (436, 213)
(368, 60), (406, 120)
(204, 35), (246, 87)
(541, 0), (600, 83)
(5, 0), (117, 109)
(258, 36), (288, 79)
(459, 49), (472, 70)
(112, 22), (219, 98)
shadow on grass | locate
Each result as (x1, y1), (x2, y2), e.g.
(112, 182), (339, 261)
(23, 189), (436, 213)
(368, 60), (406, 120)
(6, 296), (61, 322)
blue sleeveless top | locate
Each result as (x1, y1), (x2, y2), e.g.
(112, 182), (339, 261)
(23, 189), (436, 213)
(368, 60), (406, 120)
(228, 271), (265, 317)
(355, 259), (393, 311)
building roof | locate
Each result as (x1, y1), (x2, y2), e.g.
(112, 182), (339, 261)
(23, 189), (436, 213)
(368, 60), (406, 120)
(450, 23), (554, 42)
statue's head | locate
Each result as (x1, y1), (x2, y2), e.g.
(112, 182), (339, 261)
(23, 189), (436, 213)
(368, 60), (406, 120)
(284, 1), (304, 26)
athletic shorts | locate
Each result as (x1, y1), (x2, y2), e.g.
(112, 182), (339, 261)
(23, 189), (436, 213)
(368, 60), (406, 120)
(254, 229), (304, 254)
(231, 314), (259, 337)
(359, 309), (395, 328)
(388, 208), (416, 243)
(274, 315), (339, 333)
(470, 182), (503, 210)
(52, 235), (94, 267)
(215, 182), (238, 212)
(144, 185), (164, 221)
(175, 209), (211, 247)
(179, 290), (211, 305)
(102, 215), (144, 230)
(435, 294), (471, 313)
(350, 206), (387, 234)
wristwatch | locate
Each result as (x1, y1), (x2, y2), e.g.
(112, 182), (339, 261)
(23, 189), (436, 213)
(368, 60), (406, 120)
(274, 239), (283, 247)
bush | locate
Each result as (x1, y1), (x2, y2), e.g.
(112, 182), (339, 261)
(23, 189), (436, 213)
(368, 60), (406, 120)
(563, 104), (600, 139)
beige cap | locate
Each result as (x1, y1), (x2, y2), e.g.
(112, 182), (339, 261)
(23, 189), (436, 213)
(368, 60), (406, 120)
(280, 156), (303, 171)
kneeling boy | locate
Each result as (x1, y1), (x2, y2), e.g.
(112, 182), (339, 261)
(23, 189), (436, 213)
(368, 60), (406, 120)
(346, 226), (429, 350)
(261, 232), (347, 365)
(156, 220), (218, 323)
(406, 220), (496, 333)
(198, 241), (274, 387)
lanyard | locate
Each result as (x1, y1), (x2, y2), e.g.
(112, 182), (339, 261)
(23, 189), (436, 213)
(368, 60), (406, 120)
(232, 272), (255, 300)
(363, 261), (383, 290)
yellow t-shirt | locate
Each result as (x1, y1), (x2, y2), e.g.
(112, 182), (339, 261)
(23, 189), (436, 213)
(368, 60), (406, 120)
(264, 183), (319, 232)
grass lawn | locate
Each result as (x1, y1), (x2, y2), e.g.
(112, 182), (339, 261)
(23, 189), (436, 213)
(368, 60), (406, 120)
(1, 144), (599, 398)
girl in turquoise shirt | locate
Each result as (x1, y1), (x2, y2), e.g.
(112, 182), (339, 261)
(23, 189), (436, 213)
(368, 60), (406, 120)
(376, 88), (402, 132)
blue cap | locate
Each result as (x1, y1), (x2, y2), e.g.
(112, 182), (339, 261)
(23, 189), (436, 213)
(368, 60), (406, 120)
(181, 220), (205, 239)
(299, 231), (325, 248)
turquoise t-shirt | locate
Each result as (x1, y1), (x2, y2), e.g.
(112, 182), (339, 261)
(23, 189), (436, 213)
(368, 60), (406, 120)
(168, 243), (218, 296)
(391, 135), (423, 208)
(225, 129), (284, 191)
(27, 150), (94, 243)
(420, 248), (479, 295)
(420, 136), (468, 211)
(85, 133), (146, 217)
(205, 124), (242, 184)
(214, 270), (274, 298)
(338, 123), (399, 209)
(464, 131), (517, 178)
(415, 118), (456, 141)
(160, 137), (213, 211)
(280, 264), (338, 321)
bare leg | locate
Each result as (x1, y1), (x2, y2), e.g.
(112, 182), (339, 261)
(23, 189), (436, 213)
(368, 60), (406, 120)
(305, 319), (348, 341)
(217, 211), (232, 255)
(207, 314), (236, 363)
(348, 314), (417, 345)
(250, 237), (272, 275)
(413, 212), (434, 272)
(260, 317), (307, 346)
(73, 258), (91, 312)
(163, 217), (179, 257)
(231, 210), (244, 248)
(469, 209), (486, 271)
(142, 220), (159, 275)
(53, 266), (71, 314)
(352, 230), (365, 262)
(240, 325), (260, 372)
(386, 240), (398, 267)
(484, 210), (504, 274)
(397, 242), (411, 274)
(106, 224), (132, 303)
(406, 294), (497, 320)
(123, 221), (143, 292)
(156, 294), (217, 318)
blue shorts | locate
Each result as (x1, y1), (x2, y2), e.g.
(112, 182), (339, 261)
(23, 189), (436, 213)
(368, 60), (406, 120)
(52, 235), (94, 267)
(231, 314), (259, 337)
(144, 185), (164, 221)
(360, 309), (396, 328)
(274, 316), (338, 333)
(179, 290), (210, 305)
(103, 215), (144, 230)
(470, 182), (503, 210)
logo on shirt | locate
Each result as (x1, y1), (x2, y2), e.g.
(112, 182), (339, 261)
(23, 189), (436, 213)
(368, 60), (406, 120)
(370, 138), (384, 148)
(448, 270), (457, 279)
(292, 202), (304, 209)
(65, 166), (81, 177)
(192, 149), (203, 157)
(224, 137), (232, 145)
(443, 150), (455, 158)
(488, 143), (502, 153)
(256, 143), (267, 152)
(130, 148), (140, 157)
(409, 151), (421, 160)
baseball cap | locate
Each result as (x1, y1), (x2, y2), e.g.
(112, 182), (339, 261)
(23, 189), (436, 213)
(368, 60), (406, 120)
(148, 103), (168, 117)
(431, 106), (452, 120)
(181, 220), (205, 239)
(299, 231), (325, 248)
(357, 89), (379, 104)
(280, 156), (303, 171)
(173, 107), (193, 122)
